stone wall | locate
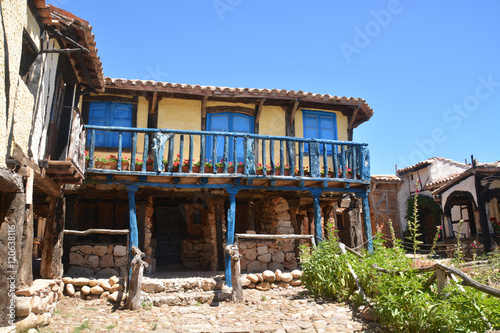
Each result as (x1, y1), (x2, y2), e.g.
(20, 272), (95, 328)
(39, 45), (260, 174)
(239, 240), (298, 272)
(68, 244), (128, 276)
(14, 279), (64, 332)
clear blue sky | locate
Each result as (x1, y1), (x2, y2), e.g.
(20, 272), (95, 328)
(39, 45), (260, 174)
(55, 0), (500, 175)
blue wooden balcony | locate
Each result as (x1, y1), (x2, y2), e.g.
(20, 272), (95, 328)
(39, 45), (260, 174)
(84, 125), (370, 192)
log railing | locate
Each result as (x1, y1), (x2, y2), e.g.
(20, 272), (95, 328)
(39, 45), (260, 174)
(85, 125), (370, 182)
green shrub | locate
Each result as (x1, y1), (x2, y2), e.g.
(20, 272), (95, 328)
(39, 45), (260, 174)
(300, 232), (500, 332)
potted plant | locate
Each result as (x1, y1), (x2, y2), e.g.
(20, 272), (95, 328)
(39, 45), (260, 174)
(85, 150), (90, 169)
(146, 157), (154, 171)
(103, 155), (118, 169)
(204, 159), (213, 173)
(120, 156), (130, 170)
(256, 163), (264, 175)
(171, 154), (180, 172)
(192, 160), (201, 173)
(236, 162), (244, 173)
(182, 159), (192, 173)
(135, 158), (144, 171)
(215, 159), (224, 173)
(94, 155), (107, 169)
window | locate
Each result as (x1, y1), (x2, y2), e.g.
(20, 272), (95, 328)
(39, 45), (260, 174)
(206, 113), (254, 162)
(302, 110), (338, 153)
(87, 102), (133, 148)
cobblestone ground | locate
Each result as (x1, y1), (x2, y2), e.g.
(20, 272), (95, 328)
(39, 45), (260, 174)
(43, 287), (382, 333)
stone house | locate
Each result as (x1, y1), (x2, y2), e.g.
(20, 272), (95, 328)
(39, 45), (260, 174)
(69, 78), (375, 285)
(432, 160), (500, 252)
(0, 0), (103, 326)
(395, 157), (470, 243)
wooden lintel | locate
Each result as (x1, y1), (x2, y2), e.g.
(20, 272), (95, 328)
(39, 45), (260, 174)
(149, 91), (158, 114)
(348, 107), (360, 129)
(201, 96), (208, 119)
(288, 99), (300, 123)
(254, 99), (265, 124)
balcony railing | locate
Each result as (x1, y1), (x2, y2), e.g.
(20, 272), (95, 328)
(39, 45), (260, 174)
(85, 125), (370, 182)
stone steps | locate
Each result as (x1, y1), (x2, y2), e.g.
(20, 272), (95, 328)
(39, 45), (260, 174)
(141, 289), (232, 307)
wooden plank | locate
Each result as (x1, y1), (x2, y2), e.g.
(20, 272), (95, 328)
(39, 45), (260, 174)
(201, 96), (208, 119)
(288, 98), (300, 123)
(261, 140), (267, 174)
(348, 106), (360, 129)
(280, 140), (285, 175)
(270, 140), (275, 174)
(287, 140), (295, 175)
(188, 135), (194, 173)
(236, 234), (315, 241)
(223, 136), (229, 173)
(142, 133), (149, 172)
(309, 142), (320, 178)
(149, 91), (158, 114)
(255, 99), (265, 123)
(118, 132), (123, 170)
(64, 228), (129, 235)
(225, 188), (239, 286)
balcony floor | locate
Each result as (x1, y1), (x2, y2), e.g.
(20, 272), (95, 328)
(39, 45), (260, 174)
(84, 169), (369, 194)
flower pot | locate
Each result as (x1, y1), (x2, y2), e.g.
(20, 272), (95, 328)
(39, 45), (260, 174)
(228, 167), (235, 173)
(204, 166), (213, 173)
(94, 161), (105, 169)
(120, 161), (129, 171)
(217, 167), (224, 173)
(135, 164), (143, 171)
(182, 165), (190, 173)
(267, 169), (273, 175)
(102, 161), (118, 169)
(192, 166), (200, 173)
(237, 167), (244, 174)
(256, 169), (263, 175)
(146, 164), (154, 171)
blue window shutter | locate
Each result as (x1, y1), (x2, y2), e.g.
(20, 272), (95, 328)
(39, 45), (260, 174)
(87, 102), (110, 147)
(206, 113), (254, 162)
(87, 102), (133, 148)
(302, 110), (337, 154)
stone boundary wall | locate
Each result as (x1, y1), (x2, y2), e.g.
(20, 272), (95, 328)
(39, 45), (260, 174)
(14, 280), (64, 331)
(68, 244), (128, 276)
(239, 240), (299, 272)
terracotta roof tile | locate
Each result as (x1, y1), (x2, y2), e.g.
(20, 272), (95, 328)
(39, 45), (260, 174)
(425, 173), (464, 190)
(397, 157), (467, 174)
(104, 77), (374, 117)
(371, 175), (403, 182)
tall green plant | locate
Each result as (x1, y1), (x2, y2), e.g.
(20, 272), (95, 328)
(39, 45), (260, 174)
(407, 184), (423, 258)
(453, 219), (465, 265)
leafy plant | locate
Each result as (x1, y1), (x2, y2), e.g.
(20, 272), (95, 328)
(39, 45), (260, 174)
(453, 219), (465, 265)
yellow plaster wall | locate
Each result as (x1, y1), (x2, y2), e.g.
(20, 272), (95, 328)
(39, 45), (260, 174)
(258, 105), (286, 164)
(157, 98), (202, 161)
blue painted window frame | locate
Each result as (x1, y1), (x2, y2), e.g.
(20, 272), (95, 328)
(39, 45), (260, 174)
(87, 101), (133, 148)
(206, 112), (254, 163)
(302, 109), (338, 154)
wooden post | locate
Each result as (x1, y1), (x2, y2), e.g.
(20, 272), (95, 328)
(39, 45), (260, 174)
(360, 192), (374, 253)
(127, 246), (148, 310)
(225, 188), (239, 286)
(127, 185), (139, 259)
(41, 196), (65, 279)
(436, 268), (448, 294)
(225, 245), (243, 303)
(310, 189), (323, 244)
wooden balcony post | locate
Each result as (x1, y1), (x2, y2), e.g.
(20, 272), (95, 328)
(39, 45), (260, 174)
(225, 188), (239, 286)
(309, 142), (321, 178)
(127, 185), (139, 255)
(360, 192), (373, 253)
(310, 189), (323, 244)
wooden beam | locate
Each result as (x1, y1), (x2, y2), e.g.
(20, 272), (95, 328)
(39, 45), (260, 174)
(201, 96), (208, 119)
(348, 106), (360, 129)
(254, 99), (265, 124)
(149, 91), (158, 114)
(64, 228), (129, 236)
(288, 99), (300, 123)
(12, 144), (61, 198)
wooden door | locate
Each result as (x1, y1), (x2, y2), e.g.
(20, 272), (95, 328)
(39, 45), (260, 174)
(155, 207), (183, 267)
